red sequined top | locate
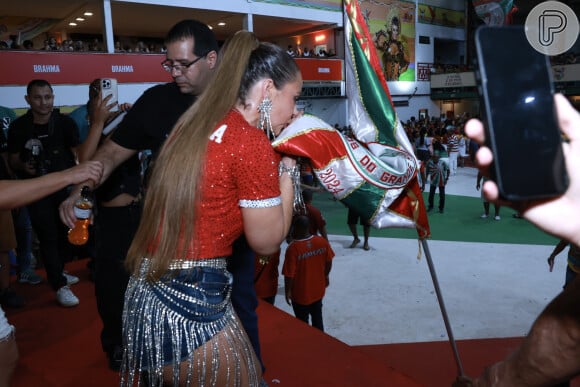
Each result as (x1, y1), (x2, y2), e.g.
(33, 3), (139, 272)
(182, 109), (281, 259)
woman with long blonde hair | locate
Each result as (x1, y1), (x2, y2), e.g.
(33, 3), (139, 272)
(121, 30), (302, 386)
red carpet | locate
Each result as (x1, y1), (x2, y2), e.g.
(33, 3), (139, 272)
(5, 259), (580, 386)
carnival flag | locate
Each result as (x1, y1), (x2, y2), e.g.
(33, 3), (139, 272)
(272, 0), (430, 239)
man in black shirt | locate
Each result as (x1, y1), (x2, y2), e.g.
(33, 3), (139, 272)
(60, 20), (267, 372)
(8, 79), (81, 308)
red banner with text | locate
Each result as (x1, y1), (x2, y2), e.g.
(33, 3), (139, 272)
(0, 51), (171, 85)
(0, 52), (344, 86)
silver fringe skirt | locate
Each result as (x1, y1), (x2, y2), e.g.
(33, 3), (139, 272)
(121, 258), (260, 386)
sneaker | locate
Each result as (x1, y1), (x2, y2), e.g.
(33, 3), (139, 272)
(480, 214), (489, 219)
(0, 289), (25, 308)
(363, 243), (370, 251)
(63, 272), (79, 285)
(494, 215), (501, 221)
(56, 286), (79, 307)
(18, 269), (43, 285)
(439, 209), (444, 214)
(349, 238), (360, 248)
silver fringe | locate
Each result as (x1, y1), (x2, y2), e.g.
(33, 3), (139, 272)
(121, 259), (260, 386)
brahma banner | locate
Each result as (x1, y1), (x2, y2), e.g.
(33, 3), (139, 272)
(273, 0), (430, 239)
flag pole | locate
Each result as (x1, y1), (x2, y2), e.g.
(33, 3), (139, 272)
(420, 238), (465, 376)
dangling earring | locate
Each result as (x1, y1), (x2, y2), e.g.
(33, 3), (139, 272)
(258, 96), (274, 141)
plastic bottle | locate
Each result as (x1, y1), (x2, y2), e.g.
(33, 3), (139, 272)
(67, 186), (93, 245)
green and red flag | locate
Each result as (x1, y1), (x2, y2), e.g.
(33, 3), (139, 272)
(272, 0), (430, 239)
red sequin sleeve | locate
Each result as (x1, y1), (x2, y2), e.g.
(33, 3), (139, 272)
(233, 126), (281, 207)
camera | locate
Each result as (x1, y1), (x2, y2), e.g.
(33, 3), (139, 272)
(20, 139), (48, 176)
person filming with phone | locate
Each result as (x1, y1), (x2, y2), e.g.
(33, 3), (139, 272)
(453, 93), (580, 387)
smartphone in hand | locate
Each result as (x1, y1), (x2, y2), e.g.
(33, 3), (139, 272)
(101, 78), (119, 112)
(474, 25), (568, 201)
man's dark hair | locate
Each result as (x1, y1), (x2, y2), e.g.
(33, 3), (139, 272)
(27, 79), (53, 95)
(165, 19), (219, 57)
(292, 215), (310, 237)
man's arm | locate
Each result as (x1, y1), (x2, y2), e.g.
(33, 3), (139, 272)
(59, 138), (136, 228)
(284, 276), (294, 306)
(548, 239), (569, 272)
(476, 172), (483, 190)
(459, 276), (580, 386)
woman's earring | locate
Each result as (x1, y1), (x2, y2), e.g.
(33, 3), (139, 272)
(258, 96), (274, 141)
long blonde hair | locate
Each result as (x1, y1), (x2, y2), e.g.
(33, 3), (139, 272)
(126, 31), (299, 279)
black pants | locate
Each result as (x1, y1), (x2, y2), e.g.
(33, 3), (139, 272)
(94, 202), (141, 355)
(27, 188), (72, 291)
(428, 185), (446, 211)
(228, 236), (264, 371)
(292, 299), (324, 332)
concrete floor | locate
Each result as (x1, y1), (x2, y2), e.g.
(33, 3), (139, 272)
(273, 167), (567, 346)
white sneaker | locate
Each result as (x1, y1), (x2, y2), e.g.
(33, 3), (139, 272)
(63, 272), (79, 285)
(494, 215), (501, 221)
(56, 286), (79, 307)
(480, 214), (489, 219)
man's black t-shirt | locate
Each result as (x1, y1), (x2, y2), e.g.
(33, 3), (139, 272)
(7, 111), (79, 177)
(111, 82), (196, 156)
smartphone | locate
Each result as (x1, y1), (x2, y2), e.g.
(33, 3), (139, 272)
(474, 25), (568, 201)
(100, 78), (119, 112)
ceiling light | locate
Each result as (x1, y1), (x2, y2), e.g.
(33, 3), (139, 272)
(69, 22), (77, 26)
(217, 22), (226, 26)
(208, 26), (213, 30)
(76, 17), (85, 21)
(84, 12), (93, 16)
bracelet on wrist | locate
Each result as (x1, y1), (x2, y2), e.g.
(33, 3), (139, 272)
(278, 160), (305, 212)
(278, 162), (300, 178)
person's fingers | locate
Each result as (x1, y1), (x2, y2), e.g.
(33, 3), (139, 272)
(482, 180), (499, 201)
(475, 146), (493, 169)
(465, 118), (485, 144)
(555, 94), (580, 141)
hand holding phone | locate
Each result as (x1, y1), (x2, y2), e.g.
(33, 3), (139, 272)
(473, 25), (568, 201)
(101, 78), (119, 112)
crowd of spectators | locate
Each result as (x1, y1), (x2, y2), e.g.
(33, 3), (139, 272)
(286, 45), (336, 58)
(0, 35), (166, 53)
